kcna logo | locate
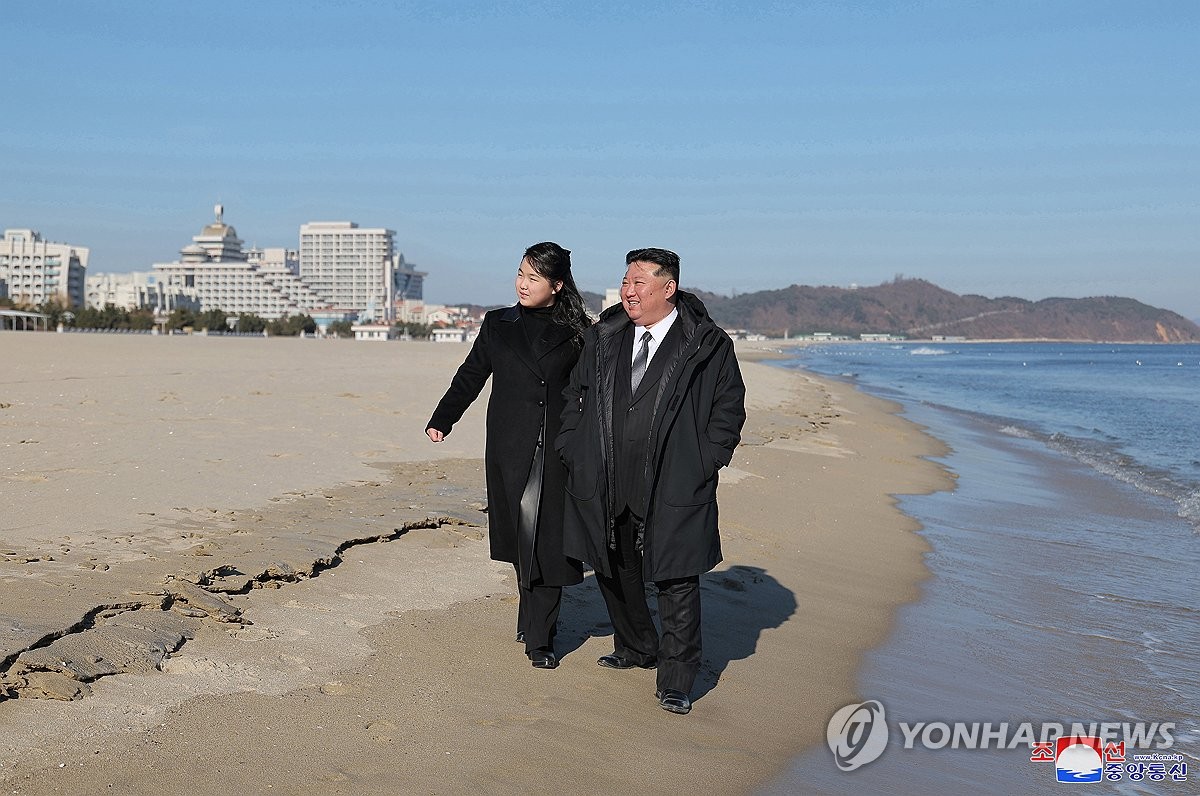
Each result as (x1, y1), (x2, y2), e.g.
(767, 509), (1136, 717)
(827, 700), (889, 770)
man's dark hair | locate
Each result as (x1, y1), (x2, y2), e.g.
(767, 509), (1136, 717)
(625, 248), (680, 284)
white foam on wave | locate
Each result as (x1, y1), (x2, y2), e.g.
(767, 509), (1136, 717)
(909, 346), (952, 356)
(1177, 489), (1200, 532)
(1042, 432), (1200, 533)
(998, 425), (1033, 439)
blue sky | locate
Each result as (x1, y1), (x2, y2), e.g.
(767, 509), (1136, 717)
(3, 1), (1198, 316)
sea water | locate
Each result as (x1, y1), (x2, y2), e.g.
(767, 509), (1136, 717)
(764, 342), (1199, 794)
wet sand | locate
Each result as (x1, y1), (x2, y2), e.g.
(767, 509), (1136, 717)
(0, 333), (951, 794)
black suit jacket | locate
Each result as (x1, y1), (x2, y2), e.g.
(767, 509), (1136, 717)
(612, 320), (684, 516)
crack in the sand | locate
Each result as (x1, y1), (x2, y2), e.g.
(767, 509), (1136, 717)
(0, 515), (477, 702)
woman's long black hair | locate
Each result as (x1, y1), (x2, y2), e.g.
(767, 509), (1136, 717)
(522, 241), (592, 340)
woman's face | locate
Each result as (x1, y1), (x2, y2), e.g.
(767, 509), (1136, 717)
(515, 258), (561, 308)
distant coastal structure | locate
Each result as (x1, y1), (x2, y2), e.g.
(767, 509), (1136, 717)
(0, 228), (89, 308)
(73, 206), (429, 327)
(151, 207), (329, 320)
(293, 221), (425, 324)
(300, 221), (396, 322)
(85, 271), (196, 316)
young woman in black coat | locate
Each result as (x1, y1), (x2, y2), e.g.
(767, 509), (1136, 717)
(426, 242), (591, 669)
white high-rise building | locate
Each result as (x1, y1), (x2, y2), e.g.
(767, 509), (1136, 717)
(0, 228), (89, 307)
(153, 206), (330, 320)
(299, 221), (394, 321)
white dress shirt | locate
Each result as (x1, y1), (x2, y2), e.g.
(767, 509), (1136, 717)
(632, 306), (679, 369)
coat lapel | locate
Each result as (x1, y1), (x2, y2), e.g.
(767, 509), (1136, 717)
(495, 305), (542, 376)
(532, 320), (575, 361)
(497, 304), (575, 377)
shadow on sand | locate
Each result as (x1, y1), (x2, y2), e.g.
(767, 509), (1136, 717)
(555, 565), (796, 702)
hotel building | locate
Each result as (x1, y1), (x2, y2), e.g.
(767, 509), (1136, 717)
(152, 206), (330, 320)
(299, 221), (397, 321)
(0, 228), (89, 307)
(77, 208), (427, 326)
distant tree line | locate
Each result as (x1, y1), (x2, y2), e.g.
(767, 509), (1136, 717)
(395, 321), (431, 339)
(164, 308), (317, 336)
(4, 299), (319, 336)
(5, 297), (446, 340)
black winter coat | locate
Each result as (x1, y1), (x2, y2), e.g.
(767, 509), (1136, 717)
(427, 305), (584, 587)
(555, 291), (746, 581)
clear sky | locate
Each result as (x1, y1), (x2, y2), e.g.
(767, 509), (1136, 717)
(3, 1), (1198, 317)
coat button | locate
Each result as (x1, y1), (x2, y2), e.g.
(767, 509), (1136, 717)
(537, 400), (545, 407)
(540, 380), (546, 386)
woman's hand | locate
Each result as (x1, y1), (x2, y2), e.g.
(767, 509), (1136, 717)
(426, 428), (444, 443)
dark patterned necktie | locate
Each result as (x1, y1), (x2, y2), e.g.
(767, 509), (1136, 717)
(631, 330), (653, 393)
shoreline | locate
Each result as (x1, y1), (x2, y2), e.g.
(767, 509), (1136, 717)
(0, 336), (953, 793)
(767, 344), (1200, 793)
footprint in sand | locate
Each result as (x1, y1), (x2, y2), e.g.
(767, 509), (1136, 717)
(367, 719), (397, 743)
(319, 681), (362, 696)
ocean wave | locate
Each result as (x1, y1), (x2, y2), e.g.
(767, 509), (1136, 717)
(1040, 432), (1200, 534)
(1001, 615), (1144, 647)
(998, 425), (1034, 439)
(909, 347), (952, 356)
(1094, 593), (1199, 616)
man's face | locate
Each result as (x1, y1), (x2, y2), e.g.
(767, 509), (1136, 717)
(621, 261), (676, 327)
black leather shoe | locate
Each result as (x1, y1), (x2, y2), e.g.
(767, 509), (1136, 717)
(656, 689), (692, 715)
(596, 654), (657, 670)
(529, 649), (558, 669)
(515, 630), (525, 644)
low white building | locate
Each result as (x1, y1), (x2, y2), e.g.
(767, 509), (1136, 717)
(431, 327), (470, 343)
(86, 271), (198, 314)
(0, 228), (88, 307)
(351, 323), (397, 341)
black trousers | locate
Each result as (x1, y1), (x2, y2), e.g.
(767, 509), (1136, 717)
(595, 510), (702, 695)
(514, 565), (562, 654)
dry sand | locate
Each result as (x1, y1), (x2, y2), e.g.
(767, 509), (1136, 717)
(0, 333), (951, 794)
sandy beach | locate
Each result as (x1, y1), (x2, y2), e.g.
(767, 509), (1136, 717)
(0, 333), (951, 795)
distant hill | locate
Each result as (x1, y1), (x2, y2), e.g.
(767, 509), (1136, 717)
(445, 291), (606, 317)
(691, 278), (1200, 342)
(581, 290), (605, 314)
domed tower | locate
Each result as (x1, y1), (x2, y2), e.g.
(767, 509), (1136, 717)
(190, 203), (247, 262)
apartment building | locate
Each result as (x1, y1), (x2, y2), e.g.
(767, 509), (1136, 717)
(0, 228), (88, 307)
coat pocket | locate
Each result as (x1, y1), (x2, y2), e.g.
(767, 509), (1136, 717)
(565, 463), (600, 501)
(661, 435), (718, 508)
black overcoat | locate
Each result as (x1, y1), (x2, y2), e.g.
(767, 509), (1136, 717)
(427, 305), (584, 587)
(555, 291), (746, 581)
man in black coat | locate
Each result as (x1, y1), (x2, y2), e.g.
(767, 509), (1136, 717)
(556, 248), (746, 714)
